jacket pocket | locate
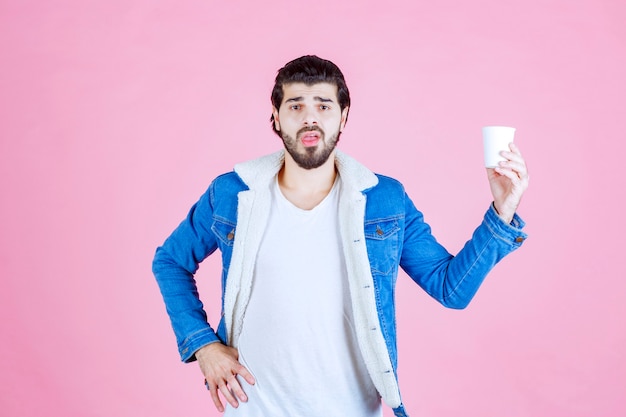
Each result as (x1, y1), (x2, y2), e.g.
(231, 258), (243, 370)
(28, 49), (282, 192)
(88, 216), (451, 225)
(364, 217), (401, 276)
(211, 219), (236, 247)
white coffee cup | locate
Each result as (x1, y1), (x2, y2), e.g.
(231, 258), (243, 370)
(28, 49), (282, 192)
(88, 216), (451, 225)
(482, 126), (515, 168)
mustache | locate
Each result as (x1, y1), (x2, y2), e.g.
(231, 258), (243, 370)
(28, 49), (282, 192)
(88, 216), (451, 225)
(297, 126), (323, 136)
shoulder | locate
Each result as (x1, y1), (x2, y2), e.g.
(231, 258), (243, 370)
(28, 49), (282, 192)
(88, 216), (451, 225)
(366, 173), (406, 196)
(200, 172), (247, 221)
(362, 174), (408, 218)
(209, 171), (249, 196)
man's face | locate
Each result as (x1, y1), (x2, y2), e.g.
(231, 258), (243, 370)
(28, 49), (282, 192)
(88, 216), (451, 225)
(272, 82), (349, 170)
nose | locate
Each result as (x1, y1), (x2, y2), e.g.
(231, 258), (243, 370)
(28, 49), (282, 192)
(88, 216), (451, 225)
(302, 107), (318, 126)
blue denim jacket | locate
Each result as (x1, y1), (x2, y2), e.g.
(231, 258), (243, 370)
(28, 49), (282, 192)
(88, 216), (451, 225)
(152, 150), (527, 417)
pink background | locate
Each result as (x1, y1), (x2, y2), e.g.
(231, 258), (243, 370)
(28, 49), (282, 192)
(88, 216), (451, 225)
(1, 1), (625, 416)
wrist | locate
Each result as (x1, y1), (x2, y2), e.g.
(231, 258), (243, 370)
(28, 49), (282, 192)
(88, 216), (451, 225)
(195, 342), (222, 360)
(492, 202), (514, 224)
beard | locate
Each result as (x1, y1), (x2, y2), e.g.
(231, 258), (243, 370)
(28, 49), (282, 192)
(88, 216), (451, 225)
(281, 126), (341, 170)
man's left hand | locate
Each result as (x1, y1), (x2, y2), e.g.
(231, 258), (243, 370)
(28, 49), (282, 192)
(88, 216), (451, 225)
(487, 142), (530, 224)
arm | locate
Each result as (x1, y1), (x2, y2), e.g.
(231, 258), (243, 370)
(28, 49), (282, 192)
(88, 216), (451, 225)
(400, 199), (527, 308)
(399, 145), (529, 308)
(151, 188), (222, 361)
(152, 181), (254, 410)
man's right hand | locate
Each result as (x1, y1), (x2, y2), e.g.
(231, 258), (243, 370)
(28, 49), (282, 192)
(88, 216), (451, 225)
(195, 343), (256, 412)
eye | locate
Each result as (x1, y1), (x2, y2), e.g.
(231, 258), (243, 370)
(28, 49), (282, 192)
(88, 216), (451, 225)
(320, 104), (330, 110)
(289, 104), (301, 110)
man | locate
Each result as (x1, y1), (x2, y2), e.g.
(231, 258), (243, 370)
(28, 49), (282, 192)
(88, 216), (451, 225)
(152, 55), (529, 417)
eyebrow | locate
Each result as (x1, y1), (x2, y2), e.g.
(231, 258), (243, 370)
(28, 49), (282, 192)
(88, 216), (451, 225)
(284, 96), (335, 103)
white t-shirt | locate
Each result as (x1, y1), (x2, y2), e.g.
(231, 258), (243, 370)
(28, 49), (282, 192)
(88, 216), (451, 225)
(224, 177), (382, 417)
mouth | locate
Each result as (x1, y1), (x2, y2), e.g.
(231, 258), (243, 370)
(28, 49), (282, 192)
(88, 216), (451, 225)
(298, 129), (322, 147)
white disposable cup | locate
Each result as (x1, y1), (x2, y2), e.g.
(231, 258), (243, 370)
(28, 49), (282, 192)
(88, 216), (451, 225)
(482, 126), (515, 168)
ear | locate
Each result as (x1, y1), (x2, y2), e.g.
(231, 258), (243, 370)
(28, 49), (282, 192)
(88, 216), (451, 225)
(272, 107), (281, 131)
(339, 106), (349, 132)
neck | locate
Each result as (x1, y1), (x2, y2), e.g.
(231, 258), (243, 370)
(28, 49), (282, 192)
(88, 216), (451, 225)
(278, 151), (337, 210)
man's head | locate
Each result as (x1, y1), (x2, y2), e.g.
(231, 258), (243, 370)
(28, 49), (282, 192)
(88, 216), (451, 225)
(270, 55), (351, 133)
(270, 56), (351, 169)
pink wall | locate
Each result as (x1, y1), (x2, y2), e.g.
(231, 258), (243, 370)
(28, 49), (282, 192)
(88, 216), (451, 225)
(1, 1), (625, 416)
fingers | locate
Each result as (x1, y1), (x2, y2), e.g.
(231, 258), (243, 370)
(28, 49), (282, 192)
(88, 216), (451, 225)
(225, 374), (248, 406)
(215, 364), (256, 409)
(206, 374), (244, 411)
(206, 372), (249, 411)
(494, 165), (522, 184)
(235, 362), (256, 386)
(498, 143), (529, 182)
(209, 383), (226, 412)
(197, 344), (255, 412)
(508, 141), (522, 155)
(218, 377), (242, 410)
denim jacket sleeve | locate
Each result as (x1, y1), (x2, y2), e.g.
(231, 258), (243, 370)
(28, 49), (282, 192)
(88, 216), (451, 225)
(400, 195), (527, 309)
(151, 183), (223, 363)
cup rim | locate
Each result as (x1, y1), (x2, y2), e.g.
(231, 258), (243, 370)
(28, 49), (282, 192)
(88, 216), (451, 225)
(482, 125), (516, 130)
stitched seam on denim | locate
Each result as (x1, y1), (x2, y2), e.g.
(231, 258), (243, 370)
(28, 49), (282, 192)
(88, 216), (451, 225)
(365, 224), (400, 274)
(212, 215), (236, 226)
(373, 280), (387, 344)
(209, 182), (215, 206)
(181, 327), (213, 345)
(212, 232), (235, 247)
(365, 225), (401, 240)
(485, 212), (523, 245)
(364, 214), (404, 225)
(445, 234), (493, 303)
